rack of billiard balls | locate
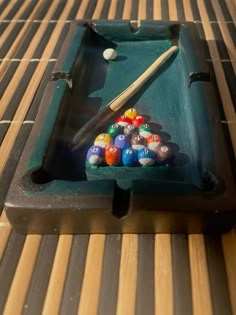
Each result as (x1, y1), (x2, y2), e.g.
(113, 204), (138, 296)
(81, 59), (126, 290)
(86, 108), (174, 167)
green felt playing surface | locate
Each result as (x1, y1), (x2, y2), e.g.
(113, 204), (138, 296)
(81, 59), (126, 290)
(28, 21), (214, 193)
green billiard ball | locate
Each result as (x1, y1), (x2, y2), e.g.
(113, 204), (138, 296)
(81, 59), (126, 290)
(107, 124), (122, 137)
(139, 123), (152, 138)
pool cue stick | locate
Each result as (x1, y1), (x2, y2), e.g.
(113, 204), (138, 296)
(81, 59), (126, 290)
(72, 45), (178, 151)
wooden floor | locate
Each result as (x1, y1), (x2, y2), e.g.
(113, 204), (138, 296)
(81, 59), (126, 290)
(0, 0), (236, 314)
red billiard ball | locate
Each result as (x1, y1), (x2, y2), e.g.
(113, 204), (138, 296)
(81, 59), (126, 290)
(115, 115), (132, 127)
(132, 115), (145, 128)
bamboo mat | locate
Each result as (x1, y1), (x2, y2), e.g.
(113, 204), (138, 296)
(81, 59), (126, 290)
(0, 0), (236, 314)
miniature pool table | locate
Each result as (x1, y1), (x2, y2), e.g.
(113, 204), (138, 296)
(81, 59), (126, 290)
(5, 20), (236, 233)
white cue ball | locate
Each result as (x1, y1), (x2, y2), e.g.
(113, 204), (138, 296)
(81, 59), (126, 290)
(103, 48), (117, 61)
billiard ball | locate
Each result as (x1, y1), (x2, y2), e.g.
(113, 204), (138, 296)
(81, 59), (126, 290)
(86, 145), (104, 165)
(107, 123), (122, 137)
(139, 123), (152, 138)
(105, 145), (121, 166)
(94, 133), (113, 148)
(115, 115), (132, 127)
(131, 134), (146, 150)
(156, 144), (175, 163)
(146, 134), (162, 150)
(132, 115), (145, 128)
(122, 147), (138, 166)
(138, 147), (156, 166)
(124, 108), (138, 120)
(103, 48), (117, 60)
(114, 134), (130, 150)
(123, 124), (138, 137)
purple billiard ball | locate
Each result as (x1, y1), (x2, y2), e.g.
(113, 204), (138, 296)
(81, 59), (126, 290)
(114, 134), (130, 150)
(131, 134), (146, 150)
(138, 147), (156, 166)
(122, 147), (138, 166)
(86, 145), (104, 165)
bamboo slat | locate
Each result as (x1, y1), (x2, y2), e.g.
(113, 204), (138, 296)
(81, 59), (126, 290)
(0, 210), (12, 263)
(225, 0), (236, 21)
(42, 235), (73, 315)
(197, 0), (236, 155)
(189, 235), (213, 315)
(75, 0), (90, 19)
(77, 235), (106, 315)
(0, 1), (43, 79)
(0, 1), (31, 46)
(168, 0), (178, 20)
(222, 231), (236, 315)
(0, 1), (59, 118)
(3, 235), (42, 315)
(154, 235), (173, 315)
(138, 0), (147, 21)
(210, 0), (236, 72)
(108, 0), (119, 19)
(116, 235), (138, 315)
(0, 1), (75, 176)
(153, 0), (162, 20)
(92, 0), (106, 19)
(0, 1), (17, 20)
(122, 0), (132, 19)
(183, 0), (194, 21)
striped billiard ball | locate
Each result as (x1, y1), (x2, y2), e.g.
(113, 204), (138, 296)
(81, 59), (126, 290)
(94, 133), (113, 148)
(86, 145), (104, 165)
(138, 147), (156, 166)
(123, 124), (138, 137)
(115, 115), (132, 127)
(156, 144), (175, 163)
(146, 134), (162, 151)
(131, 134), (146, 150)
(139, 123), (152, 138)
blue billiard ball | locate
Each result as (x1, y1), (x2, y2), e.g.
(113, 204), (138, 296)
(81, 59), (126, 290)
(138, 147), (156, 166)
(86, 145), (104, 165)
(114, 134), (130, 150)
(122, 147), (138, 166)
